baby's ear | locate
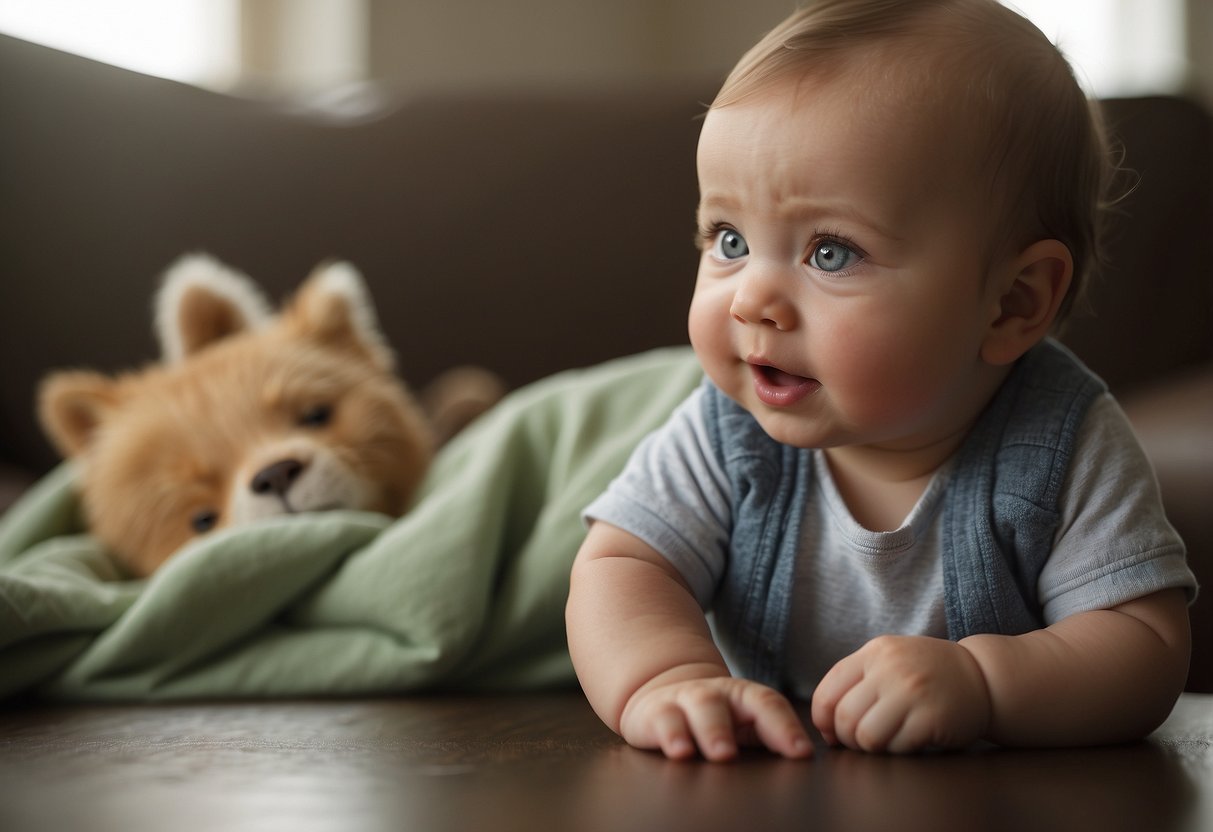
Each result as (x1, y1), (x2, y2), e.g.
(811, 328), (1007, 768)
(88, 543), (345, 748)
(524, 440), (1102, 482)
(981, 239), (1074, 366)
(156, 254), (273, 363)
(38, 371), (122, 458)
(283, 261), (395, 371)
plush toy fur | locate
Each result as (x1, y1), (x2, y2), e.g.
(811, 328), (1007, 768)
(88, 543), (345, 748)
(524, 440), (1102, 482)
(39, 255), (452, 577)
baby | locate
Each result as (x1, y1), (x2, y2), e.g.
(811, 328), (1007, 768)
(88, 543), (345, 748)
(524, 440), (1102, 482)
(566, 0), (1197, 761)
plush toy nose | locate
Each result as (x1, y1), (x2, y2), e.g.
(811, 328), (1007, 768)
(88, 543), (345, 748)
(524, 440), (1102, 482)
(251, 459), (305, 497)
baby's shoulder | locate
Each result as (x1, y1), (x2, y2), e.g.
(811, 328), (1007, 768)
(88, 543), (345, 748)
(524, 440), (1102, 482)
(1063, 391), (1160, 497)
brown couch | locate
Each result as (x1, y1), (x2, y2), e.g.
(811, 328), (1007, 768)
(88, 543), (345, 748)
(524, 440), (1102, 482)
(0, 34), (1208, 690)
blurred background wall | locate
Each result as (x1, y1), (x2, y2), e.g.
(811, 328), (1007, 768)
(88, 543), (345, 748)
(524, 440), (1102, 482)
(362, 0), (797, 95)
(0, 0), (1205, 105)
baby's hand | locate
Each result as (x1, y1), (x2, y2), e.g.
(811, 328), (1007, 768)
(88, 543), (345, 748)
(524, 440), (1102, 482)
(620, 669), (813, 762)
(811, 635), (991, 753)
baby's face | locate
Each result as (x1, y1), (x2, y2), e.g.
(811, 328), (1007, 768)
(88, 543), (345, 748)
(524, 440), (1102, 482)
(690, 73), (1011, 456)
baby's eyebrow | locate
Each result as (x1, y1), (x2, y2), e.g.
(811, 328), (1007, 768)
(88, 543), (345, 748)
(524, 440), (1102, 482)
(694, 195), (738, 232)
(766, 192), (905, 243)
(696, 192), (903, 244)
(697, 192), (739, 217)
(692, 205), (725, 251)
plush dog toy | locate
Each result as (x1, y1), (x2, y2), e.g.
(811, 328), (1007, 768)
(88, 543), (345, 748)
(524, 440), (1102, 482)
(38, 254), (485, 577)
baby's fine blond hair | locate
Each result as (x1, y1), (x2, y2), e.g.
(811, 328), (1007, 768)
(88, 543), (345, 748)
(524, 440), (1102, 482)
(713, 0), (1113, 325)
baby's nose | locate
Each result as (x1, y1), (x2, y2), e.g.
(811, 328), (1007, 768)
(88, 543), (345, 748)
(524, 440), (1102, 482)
(729, 269), (797, 331)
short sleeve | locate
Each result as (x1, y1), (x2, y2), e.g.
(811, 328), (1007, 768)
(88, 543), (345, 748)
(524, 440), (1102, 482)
(582, 385), (732, 607)
(1038, 393), (1197, 623)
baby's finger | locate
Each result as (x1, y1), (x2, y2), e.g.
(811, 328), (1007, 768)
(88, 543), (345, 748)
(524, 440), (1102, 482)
(884, 707), (938, 754)
(828, 681), (879, 750)
(853, 697), (909, 753)
(649, 703), (697, 760)
(811, 655), (865, 745)
(741, 687), (813, 758)
(682, 693), (739, 762)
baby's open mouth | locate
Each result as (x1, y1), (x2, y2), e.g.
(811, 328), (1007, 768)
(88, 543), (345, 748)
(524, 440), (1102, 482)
(749, 362), (820, 406)
(756, 364), (810, 387)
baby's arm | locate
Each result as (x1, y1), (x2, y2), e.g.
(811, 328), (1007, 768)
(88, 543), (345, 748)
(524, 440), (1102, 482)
(566, 521), (812, 761)
(961, 588), (1190, 745)
(811, 588), (1190, 752)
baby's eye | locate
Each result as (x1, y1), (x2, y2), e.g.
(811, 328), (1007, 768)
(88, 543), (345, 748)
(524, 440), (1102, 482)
(710, 228), (749, 261)
(809, 240), (860, 273)
(191, 508), (219, 534)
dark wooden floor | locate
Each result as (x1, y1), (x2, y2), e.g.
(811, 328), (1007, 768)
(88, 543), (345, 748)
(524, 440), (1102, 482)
(0, 692), (1210, 832)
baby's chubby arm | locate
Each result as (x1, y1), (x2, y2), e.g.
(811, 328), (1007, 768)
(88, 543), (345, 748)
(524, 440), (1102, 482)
(566, 521), (812, 761)
(811, 588), (1191, 752)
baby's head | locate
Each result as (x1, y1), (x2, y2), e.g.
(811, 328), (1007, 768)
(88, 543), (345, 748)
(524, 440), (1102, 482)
(689, 0), (1112, 454)
(712, 0), (1110, 323)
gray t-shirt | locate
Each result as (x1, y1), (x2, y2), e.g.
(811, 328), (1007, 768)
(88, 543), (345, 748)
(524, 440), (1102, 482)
(584, 386), (1196, 698)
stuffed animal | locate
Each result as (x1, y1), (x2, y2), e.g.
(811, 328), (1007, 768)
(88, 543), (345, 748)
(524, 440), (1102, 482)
(38, 254), (496, 577)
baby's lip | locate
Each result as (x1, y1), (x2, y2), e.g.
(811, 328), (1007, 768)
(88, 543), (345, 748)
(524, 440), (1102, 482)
(747, 358), (820, 407)
(746, 355), (813, 382)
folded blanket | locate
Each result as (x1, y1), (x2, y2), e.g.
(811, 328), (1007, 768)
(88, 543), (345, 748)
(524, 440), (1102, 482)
(0, 347), (701, 700)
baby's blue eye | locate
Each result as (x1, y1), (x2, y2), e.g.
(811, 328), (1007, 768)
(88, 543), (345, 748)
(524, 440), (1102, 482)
(711, 229), (749, 260)
(810, 241), (859, 272)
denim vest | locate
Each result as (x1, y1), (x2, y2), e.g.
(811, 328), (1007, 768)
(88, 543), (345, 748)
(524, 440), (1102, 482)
(702, 339), (1107, 689)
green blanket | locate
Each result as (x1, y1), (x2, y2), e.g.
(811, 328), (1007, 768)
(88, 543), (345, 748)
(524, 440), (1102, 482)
(0, 348), (701, 700)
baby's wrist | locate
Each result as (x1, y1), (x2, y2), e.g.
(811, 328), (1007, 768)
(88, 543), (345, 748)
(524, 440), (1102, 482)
(621, 661), (732, 722)
(956, 636), (998, 739)
(635, 661), (732, 694)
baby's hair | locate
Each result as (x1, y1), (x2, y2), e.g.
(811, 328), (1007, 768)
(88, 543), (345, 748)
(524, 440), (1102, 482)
(713, 0), (1115, 326)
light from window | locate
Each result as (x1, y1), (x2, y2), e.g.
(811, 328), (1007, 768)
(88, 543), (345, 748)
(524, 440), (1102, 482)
(0, 0), (238, 89)
(1003, 0), (1187, 97)
(0, 0), (1191, 99)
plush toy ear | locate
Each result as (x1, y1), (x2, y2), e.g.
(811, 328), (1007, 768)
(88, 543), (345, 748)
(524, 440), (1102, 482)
(38, 371), (122, 458)
(155, 254), (273, 363)
(283, 261), (395, 371)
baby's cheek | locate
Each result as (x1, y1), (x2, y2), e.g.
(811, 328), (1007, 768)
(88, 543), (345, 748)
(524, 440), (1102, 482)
(822, 329), (942, 420)
(688, 293), (734, 367)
